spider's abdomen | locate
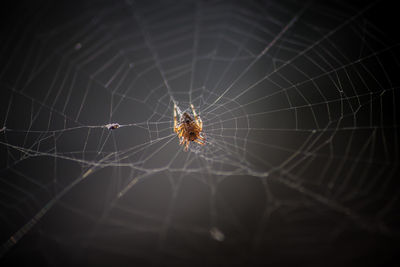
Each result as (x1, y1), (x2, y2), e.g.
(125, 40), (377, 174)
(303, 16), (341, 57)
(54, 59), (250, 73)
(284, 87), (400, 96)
(183, 123), (197, 140)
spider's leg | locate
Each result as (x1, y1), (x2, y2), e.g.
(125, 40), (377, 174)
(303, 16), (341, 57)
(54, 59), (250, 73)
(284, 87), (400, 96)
(178, 130), (184, 143)
(184, 140), (189, 151)
(198, 117), (203, 132)
(174, 104), (178, 133)
(194, 139), (205, 145)
(190, 104), (198, 121)
(177, 126), (184, 138)
(190, 104), (202, 130)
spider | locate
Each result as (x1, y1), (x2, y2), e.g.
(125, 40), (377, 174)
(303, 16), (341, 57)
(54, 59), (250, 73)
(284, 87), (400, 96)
(174, 104), (205, 151)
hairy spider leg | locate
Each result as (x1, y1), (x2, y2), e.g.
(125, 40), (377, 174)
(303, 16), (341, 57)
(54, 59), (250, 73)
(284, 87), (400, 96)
(196, 134), (205, 144)
(178, 124), (185, 136)
(191, 104), (205, 144)
(194, 139), (205, 145)
(173, 104), (178, 133)
(190, 104), (202, 131)
(184, 140), (189, 151)
(178, 132), (184, 141)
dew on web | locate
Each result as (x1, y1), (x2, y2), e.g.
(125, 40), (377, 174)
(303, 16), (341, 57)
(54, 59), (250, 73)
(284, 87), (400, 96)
(74, 43), (82, 50)
(210, 227), (225, 242)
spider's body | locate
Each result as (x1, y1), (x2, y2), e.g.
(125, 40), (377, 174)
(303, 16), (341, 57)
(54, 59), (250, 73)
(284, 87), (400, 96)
(174, 104), (205, 151)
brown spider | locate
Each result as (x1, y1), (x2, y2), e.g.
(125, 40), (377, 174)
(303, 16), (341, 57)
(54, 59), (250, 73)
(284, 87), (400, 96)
(174, 104), (205, 151)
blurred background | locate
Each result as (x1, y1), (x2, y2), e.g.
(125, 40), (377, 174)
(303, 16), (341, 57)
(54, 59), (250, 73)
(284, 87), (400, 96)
(0, 0), (399, 266)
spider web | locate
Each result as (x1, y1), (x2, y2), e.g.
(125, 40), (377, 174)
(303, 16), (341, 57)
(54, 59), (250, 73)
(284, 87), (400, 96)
(0, 0), (399, 265)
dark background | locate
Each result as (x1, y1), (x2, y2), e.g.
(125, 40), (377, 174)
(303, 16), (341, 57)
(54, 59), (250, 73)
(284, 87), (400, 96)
(0, 0), (399, 266)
